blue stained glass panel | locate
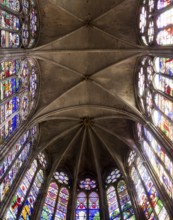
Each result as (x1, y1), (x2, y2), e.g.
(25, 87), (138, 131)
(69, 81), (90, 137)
(76, 210), (87, 220)
(20, 169), (43, 220)
(0, 142), (31, 201)
(107, 186), (120, 220)
(154, 57), (173, 76)
(89, 210), (100, 220)
(76, 192), (87, 220)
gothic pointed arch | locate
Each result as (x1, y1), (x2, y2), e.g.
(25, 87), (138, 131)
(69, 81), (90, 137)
(4, 151), (47, 219)
(105, 168), (136, 220)
(76, 176), (100, 220)
(41, 171), (70, 220)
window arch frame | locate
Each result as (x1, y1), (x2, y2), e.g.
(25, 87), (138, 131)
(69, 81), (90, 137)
(76, 176), (101, 220)
(41, 170), (70, 220)
(3, 151), (47, 220)
(105, 168), (136, 220)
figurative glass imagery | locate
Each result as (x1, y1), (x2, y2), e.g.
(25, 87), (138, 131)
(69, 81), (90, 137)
(41, 171), (70, 220)
(0, 126), (38, 202)
(129, 152), (170, 220)
(76, 177), (100, 220)
(137, 56), (173, 144)
(136, 123), (173, 199)
(0, 58), (38, 146)
(5, 152), (46, 220)
(0, 0), (39, 48)
(106, 168), (135, 220)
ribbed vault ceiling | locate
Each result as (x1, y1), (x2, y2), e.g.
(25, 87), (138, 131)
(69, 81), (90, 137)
(32, 0), (144, 179)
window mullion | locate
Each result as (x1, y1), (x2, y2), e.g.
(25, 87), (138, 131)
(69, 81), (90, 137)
(16, 165), (40, 220)
(0, 140), (31, 184)
(87, 192), (89, 220)
(143, 137), (173, 182)
(134, 163), (159, 220)
(115, 182), (124, 220)
(0, 88), (25, 107)
(52, 183), (61, 220)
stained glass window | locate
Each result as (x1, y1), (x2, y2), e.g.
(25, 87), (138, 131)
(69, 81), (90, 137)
(0, 0), (20, 12)
(129, 153), (170, 220)
(5, 160), (38, 219)
(76, 178), (100, 220)
(41, 171), (70, 220)
(105, 169), (121, 184)
(106, 169), (135, 220)
(5, 152), (46, 220)
(0, 0), (39, 48)
(89, 192), (100, 220)
(0, 58), (38, 146)
(54, 171), (70, 185)
(0, 125), (38, 202)
(107, 186), (120, 220)
(139, 0), (173, 46)
(131, 167), (155, 220)
(79, 178), (97, 190)
(117, 180), (135, 220)
(136, 56), (173, 144)
(41, 182), (58, 220)
(76, 192), (87, 220)
(38, 152), (47, 169)
(136, 123), (173, 199)
(55, 187), (69, 220)
(128, 151), (136, 167)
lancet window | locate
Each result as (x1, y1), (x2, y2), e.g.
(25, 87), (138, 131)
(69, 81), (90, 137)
(136, 123), (173, 200)
(0, 125), (38, 203)
(41, 171), (70, 220)
(106, 168), (135, 220)
(128, 151), (170, 220)
(76, 177), (100, 220)
(4, 152), (47, 219)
